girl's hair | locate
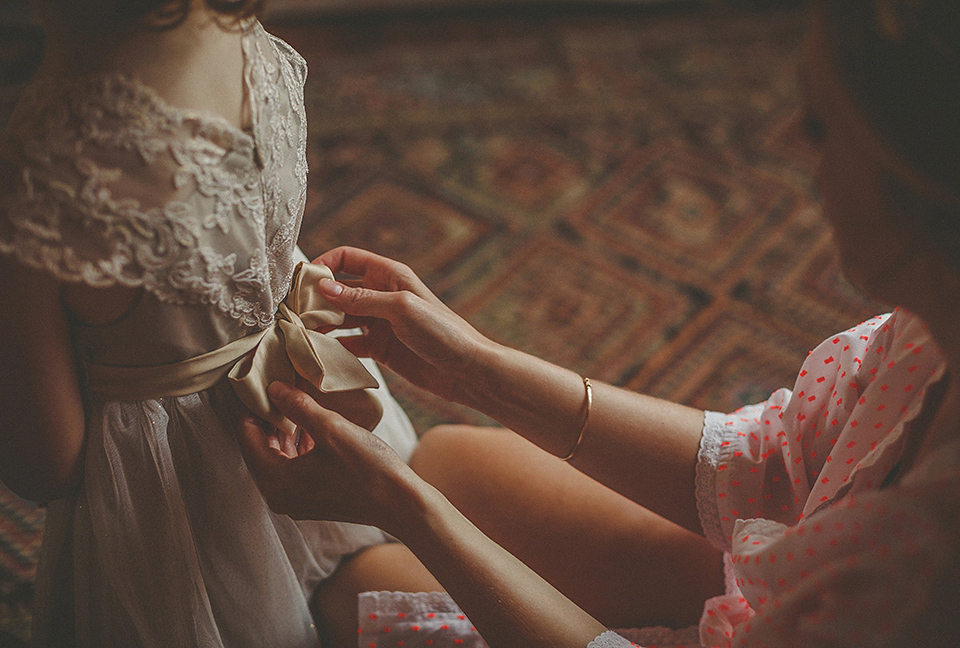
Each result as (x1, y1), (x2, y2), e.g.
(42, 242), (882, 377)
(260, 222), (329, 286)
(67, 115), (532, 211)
(822, 0), (960, 264)
(49, 0), (264, 30)
(823, 1), (959, 196)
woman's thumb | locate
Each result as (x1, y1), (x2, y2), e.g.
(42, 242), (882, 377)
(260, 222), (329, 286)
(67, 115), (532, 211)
(318, 278), (346, 298)
(318, 278), (388, 319)
(267, 381), (342, 444)
(267, 381), (322, 428)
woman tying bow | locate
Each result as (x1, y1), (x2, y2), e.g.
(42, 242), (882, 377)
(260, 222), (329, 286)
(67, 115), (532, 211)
(239, 2), (960, 646)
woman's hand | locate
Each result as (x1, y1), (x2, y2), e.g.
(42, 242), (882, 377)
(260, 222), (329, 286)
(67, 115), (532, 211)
(237, 380), (418, 536)
(238, 382), (608, 648)
(315, 249), (707, 537)
(315, 246), (497, 404)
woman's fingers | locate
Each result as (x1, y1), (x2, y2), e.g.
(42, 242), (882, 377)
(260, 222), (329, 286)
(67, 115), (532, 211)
(316, 247), (438, 303)
(319, 277), (422, 322)
(297, 428), (315, 454)
(313, 247), (488, 402)
(316, 246), (387, 279)
(279, 428), (300, 458)
(313, 246), (353, 275)
(237, 416), (286, 476)
(266, 381), (346, 448)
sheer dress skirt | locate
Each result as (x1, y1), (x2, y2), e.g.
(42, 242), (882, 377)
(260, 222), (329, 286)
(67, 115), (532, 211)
(32, 357), (416, 648)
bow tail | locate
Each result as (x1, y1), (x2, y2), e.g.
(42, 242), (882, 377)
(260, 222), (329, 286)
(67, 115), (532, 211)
(285, 322), (383, 433)
(228, 327), (301, 436)
(228, 318), (384, 435)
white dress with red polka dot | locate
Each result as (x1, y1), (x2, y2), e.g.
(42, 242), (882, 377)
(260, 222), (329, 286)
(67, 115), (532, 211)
(359, 309), (960, 647)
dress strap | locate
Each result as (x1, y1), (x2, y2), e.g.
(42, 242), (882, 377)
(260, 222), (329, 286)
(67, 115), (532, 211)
(85, 262), (383, 433)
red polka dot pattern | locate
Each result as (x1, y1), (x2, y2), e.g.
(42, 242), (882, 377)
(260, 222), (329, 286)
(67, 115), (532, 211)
(356, 311), (960, 648)
(357, 593), (487, 647)
(705, 311), (942, 548)
(698, 309), (960, 646)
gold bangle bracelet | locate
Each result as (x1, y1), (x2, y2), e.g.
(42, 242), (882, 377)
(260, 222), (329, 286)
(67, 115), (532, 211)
(560, 376), (592, 462)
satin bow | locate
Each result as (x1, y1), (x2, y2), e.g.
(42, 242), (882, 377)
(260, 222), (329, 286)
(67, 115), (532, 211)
(228, 261), (382, 435)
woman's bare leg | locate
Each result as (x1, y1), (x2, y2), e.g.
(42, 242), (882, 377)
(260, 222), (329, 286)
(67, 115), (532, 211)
(314, 424), (724, 645)
(312, 543), (442, 648)
(409, 425), (724, 628)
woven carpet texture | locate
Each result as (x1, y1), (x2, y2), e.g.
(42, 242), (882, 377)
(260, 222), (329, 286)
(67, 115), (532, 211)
(0, 2), (885, 644)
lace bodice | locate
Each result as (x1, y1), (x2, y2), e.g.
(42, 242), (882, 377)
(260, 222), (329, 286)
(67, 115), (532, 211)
(0, 21), (308, 365)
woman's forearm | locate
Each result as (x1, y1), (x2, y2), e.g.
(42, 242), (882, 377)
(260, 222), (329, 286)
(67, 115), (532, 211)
(459, 343), (707, 534)
(393, 474), (608, 648)
(313, 247), (708, 533)
(242, 379), (610, 647)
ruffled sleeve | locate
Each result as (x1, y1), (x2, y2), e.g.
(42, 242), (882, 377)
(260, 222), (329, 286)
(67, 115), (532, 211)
(0, 69), (292, 330)
(695, 311), (945, 551)
(695, 313), (889, 549)
(695, 310), (954, 646)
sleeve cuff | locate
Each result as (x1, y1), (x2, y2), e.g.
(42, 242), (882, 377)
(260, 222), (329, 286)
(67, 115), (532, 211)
(696, 410), (729, 550)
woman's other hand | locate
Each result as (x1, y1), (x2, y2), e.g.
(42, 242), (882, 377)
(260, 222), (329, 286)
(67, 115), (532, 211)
(315, 246), (496, 404)
(238, 380), (418, 535)
(239, 383), (608, 648)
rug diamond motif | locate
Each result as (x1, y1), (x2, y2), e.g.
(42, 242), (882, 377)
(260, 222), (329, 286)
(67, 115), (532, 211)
(478, 136), (587, 213)
(455, 237), (708, 384)
(299, 178), (493, 279)
(630, 304), (818, 413)
(566, 142), (807, 281)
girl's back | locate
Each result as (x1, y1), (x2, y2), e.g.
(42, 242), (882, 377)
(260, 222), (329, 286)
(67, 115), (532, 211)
(8, 8), (306, 365)
(0, 2), (417, 645)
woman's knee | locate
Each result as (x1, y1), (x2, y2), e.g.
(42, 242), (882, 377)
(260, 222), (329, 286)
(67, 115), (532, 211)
(410, 425), (508, 499)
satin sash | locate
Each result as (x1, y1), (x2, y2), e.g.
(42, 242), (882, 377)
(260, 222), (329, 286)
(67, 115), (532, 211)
(85, 262), (383, 434)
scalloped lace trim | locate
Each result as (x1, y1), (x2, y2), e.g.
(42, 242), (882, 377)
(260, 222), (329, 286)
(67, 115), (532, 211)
(587, 630), (635, 648)
(696, 411), (727, 549)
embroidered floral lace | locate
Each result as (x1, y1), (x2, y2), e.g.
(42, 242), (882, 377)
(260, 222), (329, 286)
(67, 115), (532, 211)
(0, 22), (307, 333)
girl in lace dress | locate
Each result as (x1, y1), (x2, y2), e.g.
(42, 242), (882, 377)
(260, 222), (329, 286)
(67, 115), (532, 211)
(0, 1), (417, 646)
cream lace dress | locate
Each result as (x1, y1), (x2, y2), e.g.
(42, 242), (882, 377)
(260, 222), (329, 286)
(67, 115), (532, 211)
(0, 22), (416, 647)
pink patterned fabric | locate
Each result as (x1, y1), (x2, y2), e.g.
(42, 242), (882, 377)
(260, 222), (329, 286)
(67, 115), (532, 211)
(696, 308), (960, 646)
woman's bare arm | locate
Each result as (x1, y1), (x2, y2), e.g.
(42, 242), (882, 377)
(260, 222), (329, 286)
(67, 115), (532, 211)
(466, 345), (706, 534)
(397, 478), (611, 648)
(0, 258), (87, 501)
(316, 246), (707, 534)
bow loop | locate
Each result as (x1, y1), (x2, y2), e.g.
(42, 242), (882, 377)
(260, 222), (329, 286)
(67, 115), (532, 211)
(285, 263), (348, 330)
(228, 262), (382, 435)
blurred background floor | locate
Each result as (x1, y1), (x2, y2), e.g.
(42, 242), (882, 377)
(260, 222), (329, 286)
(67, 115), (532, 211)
(0, 1), (884, 644)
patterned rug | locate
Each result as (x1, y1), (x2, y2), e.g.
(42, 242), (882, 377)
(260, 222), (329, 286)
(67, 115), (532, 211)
(279, 1), (882, 426)
(0, 1), (885, 643)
